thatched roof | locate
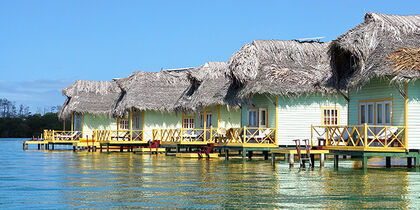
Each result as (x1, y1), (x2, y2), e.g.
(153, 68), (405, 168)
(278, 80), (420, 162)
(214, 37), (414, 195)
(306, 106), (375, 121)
(58, 80), (121, 120)
(175, 62), (242, 111)
(113, 70), (190, 117)
(228, 40), (335, 98)
(330, 12), (420, 89)
(387, 47), (420, 73)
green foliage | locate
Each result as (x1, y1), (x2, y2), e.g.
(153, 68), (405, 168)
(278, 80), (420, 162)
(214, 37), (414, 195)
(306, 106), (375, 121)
(0, 112), (70, 138)
(0, 98), (70, 138)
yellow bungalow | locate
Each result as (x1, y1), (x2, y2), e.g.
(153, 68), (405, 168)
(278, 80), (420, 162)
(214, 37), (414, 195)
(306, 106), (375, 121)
(112, 69), (192, 145)
(313, 13), (420, 153)
(49, 80), (126, 145)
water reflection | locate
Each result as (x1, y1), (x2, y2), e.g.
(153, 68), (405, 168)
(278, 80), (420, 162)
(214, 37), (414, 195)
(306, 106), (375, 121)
(1, 139), (420, 209)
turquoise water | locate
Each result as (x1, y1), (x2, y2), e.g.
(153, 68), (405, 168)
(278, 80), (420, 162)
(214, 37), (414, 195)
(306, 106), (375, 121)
(2, 138), (420, 209)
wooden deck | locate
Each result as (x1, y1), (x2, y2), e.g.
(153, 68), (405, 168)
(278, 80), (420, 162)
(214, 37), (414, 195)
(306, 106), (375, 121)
(176, 153), (219, 158)
(271, 149), (329, 155)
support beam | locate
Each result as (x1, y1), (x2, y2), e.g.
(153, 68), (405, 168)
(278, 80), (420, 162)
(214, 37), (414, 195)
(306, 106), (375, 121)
(263, 151), (269, 160)
(362, 155), (368, 168)
(248, 151), (253, 160)
(271, 153), (275, 165)
(289, 153), (294, 167)
(408, 157), (413, 168)
(386, 157), (391, 168)
(320, 153), (325, 167)
(310, 154), (315, 167)
(225, 149), (229, 160)
(334, 155), (339, 168)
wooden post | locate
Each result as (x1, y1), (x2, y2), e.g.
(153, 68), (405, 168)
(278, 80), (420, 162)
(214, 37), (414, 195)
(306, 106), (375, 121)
(275, 96), (278, 145)
(386, 157), (391, 168)
(362, 155), (368, 168)
(38, 144), (40, 150)
(320, 153), (325, 167)
(310, 154), (315, 166)
(225, 149), (229, 160)
(404, 83), (408, 150)
(204, 108), (207, 143)
(52, 144), (54, 150)
(271, 153), (275, 165)
(334, 155), (339, 168)
(244, 126), (247, 144)
(407, 157), (413, 168)
(263, 151), (269, 160)
(22, 142), (25, 150)
(364, 123), (368, 149)
(242, 149), (247, 159)
(289, 153), (294, 167)
(248, 150), (253, 160)
(130, 108), (133, 141)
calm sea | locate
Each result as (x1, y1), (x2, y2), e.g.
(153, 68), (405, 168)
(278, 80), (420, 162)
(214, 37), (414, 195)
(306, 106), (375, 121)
(1, 138), (420, 209)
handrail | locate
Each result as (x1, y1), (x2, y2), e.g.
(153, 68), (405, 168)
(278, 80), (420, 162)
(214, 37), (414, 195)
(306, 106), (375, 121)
(311, 124), (407, 150)
(94, 129), (143, 142)
(153, 127), (276, 145)
(43, 130), (81, 141)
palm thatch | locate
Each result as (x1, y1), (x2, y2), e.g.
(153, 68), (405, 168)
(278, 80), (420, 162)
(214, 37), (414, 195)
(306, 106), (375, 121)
(228, 40), (335, 98)
(330, 12), (420, 89)
(387, 47), (420, 72)
(58, 80), (122, 120)
(113, 70), (190, 117)
(175, 62), (243, 111)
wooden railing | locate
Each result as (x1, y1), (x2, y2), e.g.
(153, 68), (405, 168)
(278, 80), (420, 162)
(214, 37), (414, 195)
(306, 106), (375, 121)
(153, 127), (276, 145)
(43, 130), (82, 141)
(93, 129), (143, 142)
(311, 124), (407, 151)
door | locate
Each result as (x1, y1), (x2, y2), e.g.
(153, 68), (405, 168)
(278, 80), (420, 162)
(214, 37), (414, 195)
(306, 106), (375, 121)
(258, 108), (267, 128)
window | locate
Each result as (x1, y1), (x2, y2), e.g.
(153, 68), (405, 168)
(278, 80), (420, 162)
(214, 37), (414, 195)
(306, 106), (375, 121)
(248, 109), (258, 127)
(247, 108), (268, 127)
(322, 108), (339, 126)
(376, 101), (392, 125)
(200, 112), (212, 128)
(183, 117), (195, 129)
(359, 100), (392, 125)
(132, 113), (141, 130)
(119, 119), (129, 130)
(74, 113), (83, 131)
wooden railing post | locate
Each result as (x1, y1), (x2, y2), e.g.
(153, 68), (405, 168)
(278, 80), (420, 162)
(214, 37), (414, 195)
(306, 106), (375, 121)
(311, 124), (313, 146)
(364, 123), (368, 148)
(244, 126), (247, 144)
(180, 128), (184, 143)
(326, 127), (329, 146)
(52, 130), (55, 141)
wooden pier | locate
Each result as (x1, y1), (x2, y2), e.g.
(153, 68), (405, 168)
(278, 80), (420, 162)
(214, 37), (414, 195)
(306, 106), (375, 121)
(271, 149), (329, 167)
(329, 150), (420, 168)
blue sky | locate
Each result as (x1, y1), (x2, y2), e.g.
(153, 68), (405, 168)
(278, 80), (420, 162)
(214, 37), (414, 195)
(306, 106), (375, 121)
(0, 0), (418, 112)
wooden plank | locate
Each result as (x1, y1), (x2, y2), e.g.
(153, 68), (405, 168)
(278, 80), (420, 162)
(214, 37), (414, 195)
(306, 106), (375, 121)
(271, 149), (329, 154)
(25, 141), (48, 144)
(324, 146), (406, 152)
(133, 148), (166, 153)
(217, 143), (278, 148)
(176, 153), (219, 158)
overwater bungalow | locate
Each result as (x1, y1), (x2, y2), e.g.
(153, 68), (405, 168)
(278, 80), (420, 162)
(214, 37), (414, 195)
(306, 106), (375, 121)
(227, 40), (348, 148)
(46, 80), (122, 143)
(112, 69), (191, 143)
(314, 13), (420, 152)
(170, 61), (242, 146)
